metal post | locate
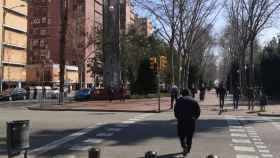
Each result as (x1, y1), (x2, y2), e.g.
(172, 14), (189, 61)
(157, 55), (160, 113)
(88, 148), (100, 158)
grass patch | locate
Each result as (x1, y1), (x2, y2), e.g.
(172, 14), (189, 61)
(130, 93), (170, 99)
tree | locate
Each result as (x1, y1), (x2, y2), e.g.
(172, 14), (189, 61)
(135, 57), (157, 94)
(260, 36), (280, 97)
(225, 0), (280, 90)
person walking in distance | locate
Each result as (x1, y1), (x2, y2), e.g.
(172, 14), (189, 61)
(248, 87), (255, 111)
(170, 85), (179, 109)
(174, 89), (201, 156)
(233, 86), (241, 111)
(218, 82), (227, 114)
(190, 84), (197, 98)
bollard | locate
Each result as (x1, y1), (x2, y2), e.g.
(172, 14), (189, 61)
(88, 148), (101, 158)
(206, 154), (219, 158)
(145, 151), (158, 158)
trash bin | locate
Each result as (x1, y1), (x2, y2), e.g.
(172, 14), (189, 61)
(7, 120), (30, 150)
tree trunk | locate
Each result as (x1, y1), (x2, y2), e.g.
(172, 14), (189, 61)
(249, 39), (254, 88)
(59, 0), (68, 105)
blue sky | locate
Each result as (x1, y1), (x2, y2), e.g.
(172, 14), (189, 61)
(135, 4), (280, 50)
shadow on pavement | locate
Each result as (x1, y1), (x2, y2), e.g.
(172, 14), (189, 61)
(32, 116), (273, 157)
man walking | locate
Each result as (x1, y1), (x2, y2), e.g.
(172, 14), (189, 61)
(218, 82), (227, 114)
(248, 87), (255, 111)
(174, 89), (201, 156)
(233, 86), (241, 111)
(170, 85), (179, 109)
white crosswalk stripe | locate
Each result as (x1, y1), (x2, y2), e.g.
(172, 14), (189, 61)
(234, 146), (255, 152)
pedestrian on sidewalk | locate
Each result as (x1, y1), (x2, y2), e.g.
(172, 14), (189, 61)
(191, 84), (197, 98)
(199, 83), (206, 101)
(247, 87), (255, 111)
(233, 86), (241, 111)
(174, 89), (201, 156)
(107, 86), (114, 102)
(170, 85), (179, 109)
(119, 82), (125, 102)
(218, 82), (227, 114)
(259, 90), (267, 112)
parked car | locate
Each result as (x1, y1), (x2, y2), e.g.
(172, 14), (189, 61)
(0, 88), (27, 101)
(74, 88), (94, 101)
(49, 87), (69, 99)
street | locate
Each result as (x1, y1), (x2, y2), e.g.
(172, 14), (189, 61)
(0, 92), (280, 158)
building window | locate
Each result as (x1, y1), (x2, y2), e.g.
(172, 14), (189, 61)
(42, 17), (47, 23)
(40, 29), (47, 36)
(48, 18), (52, 25)
(32, 39), (39, 46)
(40, 39), (46, 47)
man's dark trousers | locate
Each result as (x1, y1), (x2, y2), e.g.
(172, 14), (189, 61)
(177, 119), (195, 151)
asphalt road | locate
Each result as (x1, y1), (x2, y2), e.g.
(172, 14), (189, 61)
(0, 100), (280, 158)
(40, 113), (280, 158)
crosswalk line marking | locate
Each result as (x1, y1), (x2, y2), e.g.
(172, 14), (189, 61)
(231, 133), (248, 137)
(254, 142), (264, 145)
(252, 138), (262, 141)
(234, 146), (255, 152)
(229, 126), (243, 129)
(69, 145), (93, 151)
(83, 139), (103, 144)
(255, 145), (267, 149)
(122, 120), (135, 124)
(259, 149), (270, 153)
(236, 154), (259, 158)
(30, 126), (96, 155)
(261, 154), (273, 157)
(250, 135), (260, 138)
(232, 139), (251, 144)
(230, 129), (246, 132)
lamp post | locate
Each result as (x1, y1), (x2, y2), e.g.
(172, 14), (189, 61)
(104, 0), (123, 91)
(0, 4), (26, 92)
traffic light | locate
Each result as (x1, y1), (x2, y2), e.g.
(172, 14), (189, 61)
(149, 57), (157, 72)
(159, 56), (167, 72)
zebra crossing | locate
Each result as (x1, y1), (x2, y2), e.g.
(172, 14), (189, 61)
(226, 116), (278, 158)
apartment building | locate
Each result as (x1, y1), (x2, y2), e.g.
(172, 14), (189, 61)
(27, 0), (103, 89)
(120, 0), (135, 33)
(135, 17), (153, 37)
(0, 0), (28, 91)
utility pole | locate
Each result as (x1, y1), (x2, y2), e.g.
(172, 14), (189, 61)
(59, 0), (68, 105)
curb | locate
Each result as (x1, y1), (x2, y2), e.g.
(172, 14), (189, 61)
(27, 107), (171, 113)
(257, 112), (280, 117)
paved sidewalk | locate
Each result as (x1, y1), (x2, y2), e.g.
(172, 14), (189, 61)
(28, 97), (172, 113)
(199, 91), (280, 117)
(28, 91), (280, 116)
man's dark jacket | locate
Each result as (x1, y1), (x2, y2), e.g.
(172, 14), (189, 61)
(174, 96), (201, 121)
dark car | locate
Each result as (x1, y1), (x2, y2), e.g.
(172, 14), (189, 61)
(0, 88), (27, 101)
(74, 88), (94, 101)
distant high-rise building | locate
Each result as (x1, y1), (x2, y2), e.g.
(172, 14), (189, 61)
(28, 0), (103, 89)
(120, 0), (135, 33)
(135, 17), (153, 36)
(0, 0), (28, 91)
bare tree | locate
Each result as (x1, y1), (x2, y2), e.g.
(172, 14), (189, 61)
(226, 0), (280, 89)
(176, 0), (221, 88)
(66, 16), (99, 88)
